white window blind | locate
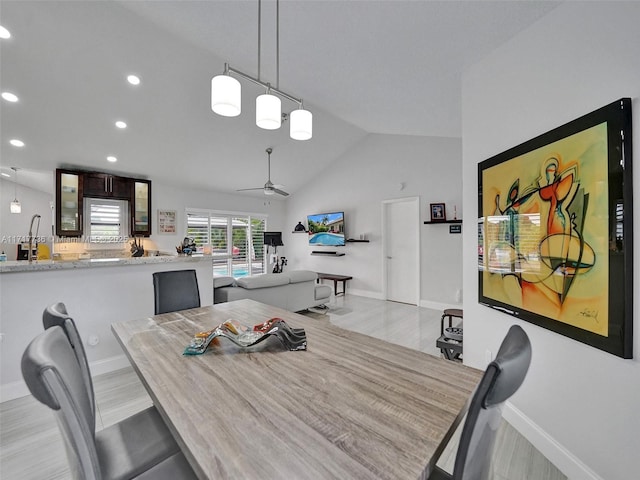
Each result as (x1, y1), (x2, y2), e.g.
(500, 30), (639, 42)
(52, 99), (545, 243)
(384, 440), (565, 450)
(186, 210), (266, 278)
(84, 198), (128, 245)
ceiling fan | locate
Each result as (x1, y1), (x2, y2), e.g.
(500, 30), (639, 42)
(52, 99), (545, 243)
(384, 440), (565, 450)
(237, 147), (289, 196)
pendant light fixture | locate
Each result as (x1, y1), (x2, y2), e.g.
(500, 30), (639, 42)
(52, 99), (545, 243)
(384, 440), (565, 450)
(10, 167), (21, 214)
(211, 0), (312, 140)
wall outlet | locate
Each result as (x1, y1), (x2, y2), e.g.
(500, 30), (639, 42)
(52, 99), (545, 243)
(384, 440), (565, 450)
(88, 335), (99, 346)
(485, 349), (493, 364)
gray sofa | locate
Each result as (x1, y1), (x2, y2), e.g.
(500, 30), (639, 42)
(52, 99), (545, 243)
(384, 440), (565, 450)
(214, 270), (331, 312)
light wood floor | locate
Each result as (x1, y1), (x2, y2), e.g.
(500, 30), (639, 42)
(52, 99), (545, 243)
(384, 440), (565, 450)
(0, 294), (566, 480)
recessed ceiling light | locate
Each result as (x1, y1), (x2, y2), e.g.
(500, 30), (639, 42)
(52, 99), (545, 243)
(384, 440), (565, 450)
(1, 172), (11, 178)
(10, 139), (25, 147)
(107, 156), (117, 163)
(1, 92), (18, 102)
(115, 121), (127, 129)
(127, 75), (141, 86)
(0, 26), (10, 40)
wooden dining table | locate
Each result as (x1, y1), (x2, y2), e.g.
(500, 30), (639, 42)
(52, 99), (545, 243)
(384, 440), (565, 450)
(111, 299), (482, 480)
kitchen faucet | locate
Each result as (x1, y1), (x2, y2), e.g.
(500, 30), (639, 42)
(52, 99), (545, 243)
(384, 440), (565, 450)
(28, 214), (41, 263)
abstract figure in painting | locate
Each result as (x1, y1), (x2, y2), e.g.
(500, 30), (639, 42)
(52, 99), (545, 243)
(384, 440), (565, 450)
(482, 123), (607, 336)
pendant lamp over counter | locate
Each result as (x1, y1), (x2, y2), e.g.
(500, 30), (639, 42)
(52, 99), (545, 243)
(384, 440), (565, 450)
(10, 167), (21, 214)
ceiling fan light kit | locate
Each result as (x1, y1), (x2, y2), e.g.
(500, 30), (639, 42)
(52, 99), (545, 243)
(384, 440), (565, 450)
(237, 147), (289, 197)
(211, 0), (312, 140)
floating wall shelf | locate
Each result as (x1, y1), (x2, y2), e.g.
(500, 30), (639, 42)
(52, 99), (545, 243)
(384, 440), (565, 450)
(424, 219), (462, 225)
(346, 239), (370, 243)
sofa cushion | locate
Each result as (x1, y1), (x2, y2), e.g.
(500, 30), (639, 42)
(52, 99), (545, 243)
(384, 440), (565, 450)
(213, 276), (235, 288)
(287, 270), (318, 284)
(236, 274), (289, 289)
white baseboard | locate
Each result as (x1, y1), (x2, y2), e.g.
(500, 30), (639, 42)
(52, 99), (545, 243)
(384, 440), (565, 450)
(504, 402), (602, 480)
(1, 354), (130, 403)
(419, 299), (462, 311)
(341, 291), (461, 311)
(87, 354), (130, 377)
(343, 288), (385, 300)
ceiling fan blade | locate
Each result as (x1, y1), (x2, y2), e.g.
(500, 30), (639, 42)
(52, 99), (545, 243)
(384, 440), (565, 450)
(273, 188), (289, 196)
(236, 187), (264, 192)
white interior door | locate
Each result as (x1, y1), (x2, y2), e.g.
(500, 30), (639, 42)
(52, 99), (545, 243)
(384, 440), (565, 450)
(383, 198), (420, 305)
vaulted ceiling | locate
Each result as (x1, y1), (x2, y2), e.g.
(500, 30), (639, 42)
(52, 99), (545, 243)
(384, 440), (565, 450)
(0, 0), (559, 196)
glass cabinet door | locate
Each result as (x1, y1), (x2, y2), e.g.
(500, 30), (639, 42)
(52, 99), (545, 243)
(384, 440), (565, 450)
(131, 180), (151, 236)
(56, 170), (83, 237)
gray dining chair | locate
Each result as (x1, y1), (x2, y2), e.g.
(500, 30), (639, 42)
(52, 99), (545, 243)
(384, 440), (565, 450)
(43, 302), (95, 420)
(429, 324), (532, 480)
(152, 269), (201, 314)
(22, 326), (197, 480)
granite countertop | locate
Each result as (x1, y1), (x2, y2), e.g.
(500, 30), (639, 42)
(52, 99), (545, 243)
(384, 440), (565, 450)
(0, 254), (212, 273)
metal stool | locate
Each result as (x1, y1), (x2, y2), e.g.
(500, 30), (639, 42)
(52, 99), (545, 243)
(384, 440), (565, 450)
(440, 308), (463, 335)
(438, 308), (463, 361)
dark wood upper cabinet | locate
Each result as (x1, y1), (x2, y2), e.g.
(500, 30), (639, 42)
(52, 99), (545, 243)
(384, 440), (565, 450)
(130, 179), (152, 237)
(55, 169), (84, 237)
(55, 169), (151, 237)
(83, 172), (131, 199)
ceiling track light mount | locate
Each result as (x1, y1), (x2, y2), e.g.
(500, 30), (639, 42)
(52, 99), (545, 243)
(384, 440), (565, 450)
(224, 64), (303, 108)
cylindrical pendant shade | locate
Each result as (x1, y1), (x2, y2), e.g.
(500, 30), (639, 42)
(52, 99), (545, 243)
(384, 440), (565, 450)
(10, 199), (21, 214)
(256, 94), (281, 130)
(211, 75), (241, 117)
(290, 109), (313, 140)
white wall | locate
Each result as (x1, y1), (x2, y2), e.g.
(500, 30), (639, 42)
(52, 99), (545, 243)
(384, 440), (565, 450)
(284, 133), (463, 307)
(461, 3), (640, 479)
(149, 181), (287, 253)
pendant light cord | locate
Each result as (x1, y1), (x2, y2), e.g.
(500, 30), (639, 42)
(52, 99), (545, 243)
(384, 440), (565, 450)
(276, 0), (279, 89)
(257, 0), (261, 81)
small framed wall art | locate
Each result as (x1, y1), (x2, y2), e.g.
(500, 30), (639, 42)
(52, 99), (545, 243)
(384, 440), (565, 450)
(430, 203), (446, 222)
(157, 209), (177, 234)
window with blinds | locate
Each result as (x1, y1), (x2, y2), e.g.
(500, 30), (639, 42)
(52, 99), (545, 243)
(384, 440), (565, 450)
(84, 198), (129, 245)
(186, 210), (266, 278)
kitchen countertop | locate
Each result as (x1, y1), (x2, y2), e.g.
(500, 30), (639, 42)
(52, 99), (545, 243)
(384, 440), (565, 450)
(0, 254), (212, 273)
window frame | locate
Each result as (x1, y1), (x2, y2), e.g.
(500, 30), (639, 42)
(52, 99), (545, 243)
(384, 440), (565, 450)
(83, 197), (130, 250)
(185, 208), (268, 278)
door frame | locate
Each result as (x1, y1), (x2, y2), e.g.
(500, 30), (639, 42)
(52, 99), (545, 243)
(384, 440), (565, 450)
(381, 196), (421, 305)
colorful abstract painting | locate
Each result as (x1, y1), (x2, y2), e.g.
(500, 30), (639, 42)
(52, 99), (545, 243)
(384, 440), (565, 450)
(478, 99), (633, 358)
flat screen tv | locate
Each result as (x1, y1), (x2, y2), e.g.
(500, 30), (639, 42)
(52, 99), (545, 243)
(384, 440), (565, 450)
(307, 212), (345, 246)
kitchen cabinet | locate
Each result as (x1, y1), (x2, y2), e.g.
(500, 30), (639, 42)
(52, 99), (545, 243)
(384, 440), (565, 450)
(55, 169), (152, 237)
(131, 179), (151, 237)
(83, 172), (131, 199)
(55, 170), (84, 237)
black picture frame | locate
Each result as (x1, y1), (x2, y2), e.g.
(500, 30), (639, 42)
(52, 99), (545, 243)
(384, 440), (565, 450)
(477, 98), (633, 358)
(430, 203), (446, 222)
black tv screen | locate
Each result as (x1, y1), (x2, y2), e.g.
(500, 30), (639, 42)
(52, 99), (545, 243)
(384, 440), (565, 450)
(307, 212), (345, 246)
(263, 231), (283, 246)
